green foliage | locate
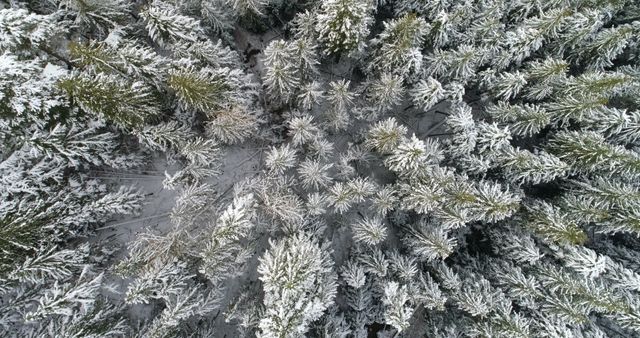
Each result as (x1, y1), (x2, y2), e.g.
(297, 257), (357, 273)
(0, 208), (51, 275)
(317, 0), (373, 55)
(58, 72), (161, 127)
(167, 67), (233, 112)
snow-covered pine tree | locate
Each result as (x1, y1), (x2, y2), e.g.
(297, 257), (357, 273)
(2, 0), (640, 337)
(0, 1), (252, 335)
(257, 233), (337, 337)
(316, 0), (374, 56)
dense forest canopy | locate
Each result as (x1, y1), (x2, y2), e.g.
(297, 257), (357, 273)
(1, 0), (640, 337)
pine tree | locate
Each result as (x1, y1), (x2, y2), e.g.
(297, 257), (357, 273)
(0, 8), (59, 51)
(365, 73), (405, 114)
(263, 40), (300, 103)
(485, 101), (551, 137)
(351, 216), (387, 246)
(25, 269), (104, 321)
(69, 40), (170, 88)
(411, 77), (445, 111)
(548, 131), (640, 178)
(257, 234), (337, 338)
(134, 121), (193, 151)
(144, 287), (220, 338)
(298, 159), (333, 190)
(206, 106), (261, 144)
(3, 0), (640, 337)
(365, 118), (408, 154)
(56, 0), (130, 31)
(58, 72), (161, 127)
(497, 147), (568, 185)
(369, 13), (429, 76)
(385, 135), (441, 174)
(141, 2), (204, 47)
(167, 66), (243, 112)
(9, 245), (87, 285)
(265, 143), (297, 175)
(523, 201), (587, 245)
(403, 221), (457, 261)
(317, 0), (374, 56)
(381, 281), (413, 333)
(199, 194), (256, 283)
(125, 260), (191, 305)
